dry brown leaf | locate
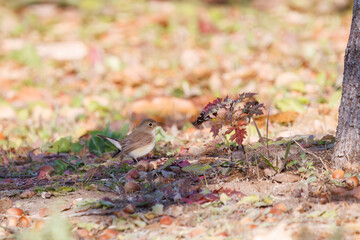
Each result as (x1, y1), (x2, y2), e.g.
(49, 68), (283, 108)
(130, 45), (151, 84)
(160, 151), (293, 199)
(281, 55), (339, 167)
(0, 198), (12, 214)
(19, 190), (36, 199)
(272, 173), (301, 183)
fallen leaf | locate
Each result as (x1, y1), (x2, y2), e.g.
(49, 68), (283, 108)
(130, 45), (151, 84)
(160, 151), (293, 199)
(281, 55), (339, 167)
(220, 193), (229, 205)
(272, 173), (301, 183)
(159, 216), (173, 225)
(239, 195), (260, 204)
(19, 190), (36, 199)
(39, 208), (51, 217)
(152, 204), (164, 216)
(144, 212), (157, 220)
(98, 229), (119, 240)
(320, 209), (337, 218)
(164, 205), (183, 217)
(36, 41), (88, 60)
(190, 228), (204, 237)
(0, 198), (12, 214)
(75, 229), (91, 239)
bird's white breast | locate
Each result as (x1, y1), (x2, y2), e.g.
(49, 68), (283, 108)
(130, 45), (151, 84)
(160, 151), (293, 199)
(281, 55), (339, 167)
(128, 139), (155, 159)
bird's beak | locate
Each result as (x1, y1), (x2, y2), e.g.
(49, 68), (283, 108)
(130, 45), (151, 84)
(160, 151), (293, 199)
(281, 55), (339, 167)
(156, 122), (162, 126)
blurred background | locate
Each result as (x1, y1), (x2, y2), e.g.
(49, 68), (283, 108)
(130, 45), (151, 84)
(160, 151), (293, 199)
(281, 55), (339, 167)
(0, 0), (352, 149)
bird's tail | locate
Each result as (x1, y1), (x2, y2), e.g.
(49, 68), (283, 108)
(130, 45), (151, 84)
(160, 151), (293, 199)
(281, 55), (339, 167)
(96, 135), (122, 151)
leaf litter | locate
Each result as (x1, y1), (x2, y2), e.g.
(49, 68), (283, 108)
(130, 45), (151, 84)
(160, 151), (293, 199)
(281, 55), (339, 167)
(0, 0), (357, 239)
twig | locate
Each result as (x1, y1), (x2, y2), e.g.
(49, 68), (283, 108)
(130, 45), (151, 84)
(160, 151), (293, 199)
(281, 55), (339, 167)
(252, 115), (271, 159)
(65, 209), (119, 218)
(266, 106), (271, 159)
(293, 140), (329, 171)
(251, 116), (266, 148)
(43, 154), (70, 160)
(0, 174), (36, 178)
(255, 158), (260, 180)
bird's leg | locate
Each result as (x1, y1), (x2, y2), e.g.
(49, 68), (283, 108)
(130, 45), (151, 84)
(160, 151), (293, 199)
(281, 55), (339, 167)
(132, 158), (138, 163)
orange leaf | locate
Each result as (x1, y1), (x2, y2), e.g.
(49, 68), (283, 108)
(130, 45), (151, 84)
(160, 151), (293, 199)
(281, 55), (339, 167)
(159, 216), (173, 225)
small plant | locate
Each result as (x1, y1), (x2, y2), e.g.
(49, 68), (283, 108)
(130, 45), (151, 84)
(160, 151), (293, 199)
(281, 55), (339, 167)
(194, 93), (265, 146)
(297, 153), (316, 182)
(88, 123), (129, 156)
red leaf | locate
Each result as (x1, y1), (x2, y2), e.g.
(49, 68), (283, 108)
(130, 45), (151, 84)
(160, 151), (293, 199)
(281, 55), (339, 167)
(179, 148), (188, 155)
(214, 187), (245, 198)
(198, 18), (217, 34)
(1, 178), (14, 184)
(210, 123), (222, 138)
(193, 97), (223, 125)
(182, 190), (220, 204)
(177, 160), (191, 168)
(204, 193), (220, 202)
(225, 125), (247, 145)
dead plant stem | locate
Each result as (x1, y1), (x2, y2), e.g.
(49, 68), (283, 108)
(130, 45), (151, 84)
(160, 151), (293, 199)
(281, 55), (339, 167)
(293, 140), (329, 171)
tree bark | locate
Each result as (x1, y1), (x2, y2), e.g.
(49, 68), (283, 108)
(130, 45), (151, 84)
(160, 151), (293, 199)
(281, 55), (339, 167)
(333, 0), (360, 169)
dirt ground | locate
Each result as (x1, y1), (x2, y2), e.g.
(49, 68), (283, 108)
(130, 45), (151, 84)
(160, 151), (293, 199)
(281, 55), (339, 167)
(1, 141), (359, 240)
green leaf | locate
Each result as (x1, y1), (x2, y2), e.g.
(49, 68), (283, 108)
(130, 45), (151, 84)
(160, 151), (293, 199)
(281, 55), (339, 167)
(284, 141), (291, 161)
(71, 95), (84, 107)
(162, 158), (177, 169)
(156, 127), (175, 142)
(260, 154), (277, 172)
(182, 164), (212, 175)
(306, 176), (317, 183)
(77, 222), (99, 232)
(120, 123), (130, 137)
(70, 142), (84, 154)
(315, 71), (327, 87)
(99, 198), (114, 209)
(133, 219), (147, 228)
(75, 199), (97, 211)
(48, 137), (72, 153)
(54, 160), (69, 173)
(88, 136), (104, 156)
(329, 89), (342, 108)
(152, 204), (164, 215)
(57, 186), (75, 193)
(88, 123), (129, 156)
(238, 195), (260, 204)
(344, 173), (352, 178)
(289, 81), (306, 93)
(75, 198), (114, 212)
(286, 159), (299, 168)
(275, 98), (305, 112)
(320, 209), (337, 218)
(10, 43), (41, 68)
(262, 195), (274, 205)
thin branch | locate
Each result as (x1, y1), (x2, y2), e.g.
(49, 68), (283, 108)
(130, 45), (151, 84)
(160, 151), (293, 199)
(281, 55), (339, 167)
(251, 116), (267, 154)
(65, 209), (120, 218)
(0, 174), (36, 178)
(266, 105), (271, 159)
(293, 140), (329, 171)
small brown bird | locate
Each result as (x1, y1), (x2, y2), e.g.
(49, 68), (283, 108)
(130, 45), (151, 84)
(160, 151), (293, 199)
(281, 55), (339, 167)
(97, 119), (161, 162)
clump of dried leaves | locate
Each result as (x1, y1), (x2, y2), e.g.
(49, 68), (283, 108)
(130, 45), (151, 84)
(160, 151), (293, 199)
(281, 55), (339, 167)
(194, 93), (264, 145)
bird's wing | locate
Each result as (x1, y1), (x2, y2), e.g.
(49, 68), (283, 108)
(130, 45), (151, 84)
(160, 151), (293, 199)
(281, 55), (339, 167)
(121, 131), (154, 154)
(97, 135), (122, 150)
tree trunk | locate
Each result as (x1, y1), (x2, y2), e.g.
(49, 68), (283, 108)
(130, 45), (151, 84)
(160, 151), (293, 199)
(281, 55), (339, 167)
(333, 0), (360, 169)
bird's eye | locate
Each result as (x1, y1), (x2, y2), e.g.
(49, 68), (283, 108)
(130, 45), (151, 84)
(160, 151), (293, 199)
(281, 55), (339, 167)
(148, 123), (153, 126)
